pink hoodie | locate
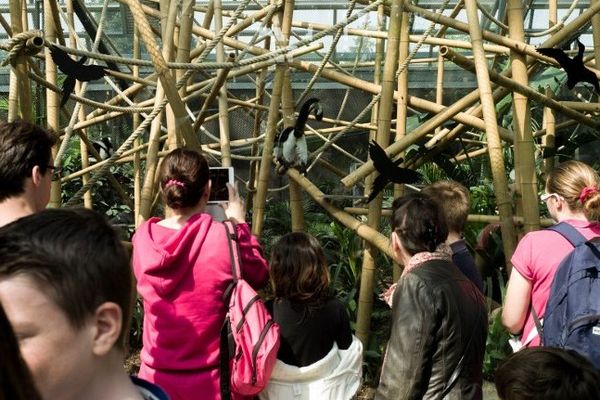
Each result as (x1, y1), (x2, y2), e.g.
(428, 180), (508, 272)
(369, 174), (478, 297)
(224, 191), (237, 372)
(132, 213), (269, 400)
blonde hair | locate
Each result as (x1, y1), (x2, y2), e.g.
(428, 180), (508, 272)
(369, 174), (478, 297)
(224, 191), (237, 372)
(421, 180), (470, 233)
(546, 160), (600, 217)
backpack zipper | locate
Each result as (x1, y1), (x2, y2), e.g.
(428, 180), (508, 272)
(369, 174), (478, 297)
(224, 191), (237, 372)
(251, 319), (275, 384)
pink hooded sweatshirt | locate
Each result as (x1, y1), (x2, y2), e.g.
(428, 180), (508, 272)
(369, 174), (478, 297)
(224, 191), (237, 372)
(132, 213), (269, 400)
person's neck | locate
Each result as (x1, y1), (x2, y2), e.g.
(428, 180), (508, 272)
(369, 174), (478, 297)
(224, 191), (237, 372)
(0, 196), (38, 228)
(84, 352), (143, 400)
(446, 231), (462, 245)
(164, 202), (206, 226)
(556, 209), (589, 223)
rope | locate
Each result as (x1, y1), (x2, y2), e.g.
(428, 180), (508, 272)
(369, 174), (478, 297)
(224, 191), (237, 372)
(307, 0), (451, 170)
(66, 96), (169, 206)
(195, 0), (253, 64)
(55, 0), (110, 165)
(296, 0), (358, 106)
(475, 0), (508, 30)
(1, 30), (44, 66)
(525, 0), (579, 37)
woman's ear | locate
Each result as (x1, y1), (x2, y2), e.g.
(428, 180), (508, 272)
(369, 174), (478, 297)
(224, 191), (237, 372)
(91, 302), (122, 356)
(204, 180), (212, 200)
(391, 231), (402, 256)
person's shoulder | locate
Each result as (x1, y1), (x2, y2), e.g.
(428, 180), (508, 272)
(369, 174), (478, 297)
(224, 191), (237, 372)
(130, 376), (170, 400)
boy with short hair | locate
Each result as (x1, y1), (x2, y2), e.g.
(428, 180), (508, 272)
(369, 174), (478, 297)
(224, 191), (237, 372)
(422, 180), (483, 293)
(0, 208), (169, 400)
(0, 119), (57, 227)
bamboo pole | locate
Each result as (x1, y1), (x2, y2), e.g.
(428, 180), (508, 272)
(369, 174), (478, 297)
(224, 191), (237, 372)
(356, 0), (404, 347)
(287, 170), (394, 259)
(67, 0), (92, 209)
(193, 53), (236, 132)
(344, 208), (554, 226)
(549, 0), (557, 27)
(508, 0), (539, 234)
(440, 48), (600, 129)
(161, 0), (181, 150)
(290, 20), (509, 54)
(543, 87), (556, 176)
(463, 0), (516, 273)
(126, 0), (199, 149)
(252, 0), (295, 237)
(247, 0), (276, 209)
(9, 0), (32, 121)
(392, 9), (409, 282)
(214, 0), (232, 167)
(134, 26), (142, 226)
(45, 0), (61, 208)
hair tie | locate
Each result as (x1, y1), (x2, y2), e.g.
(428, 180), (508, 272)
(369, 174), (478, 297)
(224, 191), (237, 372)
(579, 186), (598, 204)
(164, 179), (185, 189)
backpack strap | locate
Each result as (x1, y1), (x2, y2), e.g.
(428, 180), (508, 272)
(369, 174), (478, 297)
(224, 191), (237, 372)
(546, 222), (588, 248)
(223, 219), (242, 282)
(220, 219), (242, 400)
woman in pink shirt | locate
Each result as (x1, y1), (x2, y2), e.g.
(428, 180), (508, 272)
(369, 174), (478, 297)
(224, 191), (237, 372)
(132, 149), (269, 400)
(503, 160), (600, 348)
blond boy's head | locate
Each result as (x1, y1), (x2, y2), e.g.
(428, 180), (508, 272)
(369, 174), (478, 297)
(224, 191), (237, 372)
(421, 180), (470, 235)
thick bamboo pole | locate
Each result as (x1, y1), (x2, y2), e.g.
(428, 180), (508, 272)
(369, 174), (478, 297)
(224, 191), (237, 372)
(214, 0), (232, 167)
(67, 0), (92, 209)
(9, 0), (32, 121)
(45, 0), (61, 208)
(543, 87), (556, 176)
(593, 0), (600, 71)
(247, 3), (273, 209)
(508, 0), (539, 234)
(463, 0), (516, 273)
(126, 0), (199, 149)
(344, 208), (554, 226)
(440, 48), (600, 129)
(356, 0), (404, 347)
(160, 0), (180, 150)
(134, 26), (142, 226)
(549, 0), (557, 27)
(252, 0), (295, 236)
(392, 9), (409, 282)
(287, 170), (394, 259)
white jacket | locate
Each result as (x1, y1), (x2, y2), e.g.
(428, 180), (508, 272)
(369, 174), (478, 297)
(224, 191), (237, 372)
(259, 336), (363, 400)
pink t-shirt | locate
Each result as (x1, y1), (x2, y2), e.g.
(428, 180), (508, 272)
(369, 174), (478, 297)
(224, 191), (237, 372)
(511, 219), (600, 346)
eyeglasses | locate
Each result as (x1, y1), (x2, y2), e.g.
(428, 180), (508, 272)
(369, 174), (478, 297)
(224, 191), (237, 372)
(540, 192), (561, 202)
(46, 165), (62, 181)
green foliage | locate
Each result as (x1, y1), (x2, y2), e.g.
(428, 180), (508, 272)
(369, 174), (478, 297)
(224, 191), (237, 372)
(483, 271), (512, 381)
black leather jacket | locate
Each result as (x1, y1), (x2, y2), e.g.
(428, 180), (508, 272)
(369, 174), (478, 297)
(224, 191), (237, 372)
(376, 259), (487, 400)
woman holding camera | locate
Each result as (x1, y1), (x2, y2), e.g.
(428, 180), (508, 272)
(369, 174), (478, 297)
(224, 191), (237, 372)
(132, 148), (269, 400)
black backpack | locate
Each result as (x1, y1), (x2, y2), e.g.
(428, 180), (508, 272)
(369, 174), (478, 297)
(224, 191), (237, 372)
(542, 222), (600, 369)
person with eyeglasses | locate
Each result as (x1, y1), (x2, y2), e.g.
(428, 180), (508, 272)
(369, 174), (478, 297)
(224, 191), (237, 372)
(502, 160), (600, 349)
(0, 120), (57, 227)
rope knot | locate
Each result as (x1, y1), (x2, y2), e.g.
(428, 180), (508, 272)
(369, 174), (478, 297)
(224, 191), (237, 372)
(1, 30), (45, 67)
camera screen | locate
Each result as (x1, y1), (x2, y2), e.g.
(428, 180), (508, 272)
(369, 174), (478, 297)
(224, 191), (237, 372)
(209, 168), (232, 203)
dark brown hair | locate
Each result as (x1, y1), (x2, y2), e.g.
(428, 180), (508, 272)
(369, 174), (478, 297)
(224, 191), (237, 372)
(270, 232), (330, 305)
(495, 347), (600, 400)
(159, 148), (209, 209)
(391, 192), (448, 255)
(0, 303), (43, 400)
(0, 208), (133, 349)
(546, 160), (600, 218)
(421, 180), (470, 233)
(0, 120), (57, 202)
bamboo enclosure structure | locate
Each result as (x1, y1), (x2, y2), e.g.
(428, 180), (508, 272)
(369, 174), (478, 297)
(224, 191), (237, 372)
(3, 0), (600, 347)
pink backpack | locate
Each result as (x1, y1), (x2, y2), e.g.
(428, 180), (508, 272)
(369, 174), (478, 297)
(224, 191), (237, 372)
(219, 220), (280, 399)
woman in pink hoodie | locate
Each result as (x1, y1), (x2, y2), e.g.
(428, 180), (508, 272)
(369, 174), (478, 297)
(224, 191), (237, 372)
(132, 149), (269, 400)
